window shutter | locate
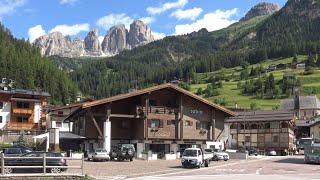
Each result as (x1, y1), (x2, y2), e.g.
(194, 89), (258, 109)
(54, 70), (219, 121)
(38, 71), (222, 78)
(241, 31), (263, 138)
(196, 122), (200, 129)
(147, 119), (152, 128)
(159, 120), (164, 128)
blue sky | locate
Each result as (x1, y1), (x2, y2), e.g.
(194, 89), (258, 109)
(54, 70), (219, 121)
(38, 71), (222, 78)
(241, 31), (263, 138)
(0, 0), (287, 42)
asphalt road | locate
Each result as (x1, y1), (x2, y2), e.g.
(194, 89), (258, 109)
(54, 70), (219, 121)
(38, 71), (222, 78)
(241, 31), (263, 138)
(133, 156), (320, 180)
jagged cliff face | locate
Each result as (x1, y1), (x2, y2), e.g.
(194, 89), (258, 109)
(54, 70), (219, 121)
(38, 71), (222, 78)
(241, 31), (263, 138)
(281, 0), (320, 19)
(34, 20), (155, 58)
(101, 25), (128, 54)
(241, 2), (280, 21)
(127, 20), (154, 48)
(84, 29), (101, 56)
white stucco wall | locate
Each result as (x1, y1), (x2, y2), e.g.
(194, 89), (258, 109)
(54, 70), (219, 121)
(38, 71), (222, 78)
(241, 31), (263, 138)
(33, 102), (41, 123)
(0, 102), (11, 129)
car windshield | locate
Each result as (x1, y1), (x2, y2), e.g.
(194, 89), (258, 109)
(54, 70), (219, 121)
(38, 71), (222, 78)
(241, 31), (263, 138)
(96, 149), (107, 152)
(183, 150), (197, 157)
(6, 148), (21, 154)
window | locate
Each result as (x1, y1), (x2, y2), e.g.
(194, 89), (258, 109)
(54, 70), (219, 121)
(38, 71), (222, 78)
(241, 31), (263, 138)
(167, 120), (175, 125)
(149, 100), (157, 106)
(250, 124), (258, 129)
(58, 111), (63, 117)
(56, 122), (62, 127)
(273, 136), (279, 143)
(185, 120), (193, 126)
(281, 122), (288, 128)
(17, 116), (28, 123)
(265, 123), (270, 129)
(245, 136), (251, 142)
(230, 124), (237, 129)
(149, 119), (163, 128)
(17, 102), (29, 108)
(0, 116), (2, 123)
(196, 122), (208, 129)
(0, 102), (3, 109)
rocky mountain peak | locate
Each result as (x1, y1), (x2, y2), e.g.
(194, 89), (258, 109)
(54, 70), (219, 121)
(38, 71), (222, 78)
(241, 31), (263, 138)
(101, 24), (128, 54)
(241, 2), (280, 21)
(84, 29), (102, 56)
(33, 19), (156, 57)
(128, 20), (154, 48)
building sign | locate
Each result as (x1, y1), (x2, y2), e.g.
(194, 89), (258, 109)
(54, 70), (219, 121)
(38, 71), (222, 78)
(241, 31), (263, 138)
(190, 109), (203, 115)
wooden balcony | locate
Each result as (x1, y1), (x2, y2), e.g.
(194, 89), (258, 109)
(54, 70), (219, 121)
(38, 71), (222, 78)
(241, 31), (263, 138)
(137, 106), (178, 115)
(12, 108), (33, 115)
(7, 122), (36, 130)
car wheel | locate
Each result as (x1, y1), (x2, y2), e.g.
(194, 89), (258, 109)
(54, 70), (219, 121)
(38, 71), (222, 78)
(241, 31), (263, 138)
(51, 168), (61, 174)
(4, 167), (13, 174)
(130, 158), (133, 162)
(213, 156), (218, 161)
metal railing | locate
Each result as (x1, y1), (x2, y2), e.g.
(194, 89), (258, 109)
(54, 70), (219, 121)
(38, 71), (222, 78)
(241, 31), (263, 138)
(0, 153), (84, 176)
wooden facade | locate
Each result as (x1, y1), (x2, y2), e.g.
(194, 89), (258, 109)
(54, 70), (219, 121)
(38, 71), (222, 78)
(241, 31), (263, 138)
(225, 110), (296, 154)
(0, 89), (50, 131)
(66, 83), (235, 155)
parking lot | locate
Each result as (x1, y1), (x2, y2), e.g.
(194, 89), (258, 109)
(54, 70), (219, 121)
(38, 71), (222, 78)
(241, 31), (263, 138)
(65, 155), (320, 179)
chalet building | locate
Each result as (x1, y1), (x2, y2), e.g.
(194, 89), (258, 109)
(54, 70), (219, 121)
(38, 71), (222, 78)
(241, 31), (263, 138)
(225, 110), (296, 154)
(280, 95), (320, 138)
(65, 83), (235, 158)
(0, 79), (50, 133)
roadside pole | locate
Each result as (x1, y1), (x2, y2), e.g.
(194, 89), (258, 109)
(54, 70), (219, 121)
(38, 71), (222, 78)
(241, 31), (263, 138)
(1, 153), (4, 175)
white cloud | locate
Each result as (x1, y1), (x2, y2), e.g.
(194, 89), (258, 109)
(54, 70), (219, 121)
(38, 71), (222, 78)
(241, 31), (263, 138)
(174, 8), (238, 35)
(28, 25), (46, 42)
(147, 0), (188, 15)
(97, 13), (133, 30)
(49, 23), (90, 36)
(59, 0), (78, 5)
(152, 32), (166, 40)
(170, 7), (203, 21)
(0, 0), (26, 18)
(139, 17), (155, 24)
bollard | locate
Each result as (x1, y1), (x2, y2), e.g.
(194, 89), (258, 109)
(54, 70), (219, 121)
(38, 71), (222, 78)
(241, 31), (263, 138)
(43, 153), (46, 175)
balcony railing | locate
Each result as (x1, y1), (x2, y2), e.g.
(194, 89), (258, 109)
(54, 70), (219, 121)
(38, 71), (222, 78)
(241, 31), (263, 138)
(137, 106), (178, 115)
(12, 108), (33, 115)
(7, 122), (36, 130)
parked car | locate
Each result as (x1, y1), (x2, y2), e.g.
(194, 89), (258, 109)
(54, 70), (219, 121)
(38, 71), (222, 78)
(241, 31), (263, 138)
(2, 147), (33, 157)
(214, 150), (229, 161)
(248, 148), (258, 156)
(181, 148), (213, 168)
(268, 150), (277, 156)
(88, 148), (110, 161)
(2, 152), (67, 174)
(110, 144), (135, 161)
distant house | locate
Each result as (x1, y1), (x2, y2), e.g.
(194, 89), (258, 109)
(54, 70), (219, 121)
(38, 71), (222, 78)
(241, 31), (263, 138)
(267, 64), (277, 72)
(276, 63), (287, 70)
(296, 63), (306, 69)
(280, 95), (320, 138)
(0, 79), (50, 133)
(309, 119), (320, 139)
(225, 110), (296, 154)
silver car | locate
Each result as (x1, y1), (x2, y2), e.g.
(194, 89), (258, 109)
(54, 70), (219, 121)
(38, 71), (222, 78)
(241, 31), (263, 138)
(88, 149), (110, 161)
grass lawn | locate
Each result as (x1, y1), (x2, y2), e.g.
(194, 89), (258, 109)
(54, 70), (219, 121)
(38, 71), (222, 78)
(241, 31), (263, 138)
(191, 55), (320, 110)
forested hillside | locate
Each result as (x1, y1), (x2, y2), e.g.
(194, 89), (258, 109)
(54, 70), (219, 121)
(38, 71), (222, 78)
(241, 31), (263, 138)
(67, 0), (320, 99)
(0, 24), (78, 104)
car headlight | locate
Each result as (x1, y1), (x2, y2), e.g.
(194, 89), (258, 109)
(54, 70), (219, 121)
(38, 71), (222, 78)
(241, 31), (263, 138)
(181, 159), (185, 163)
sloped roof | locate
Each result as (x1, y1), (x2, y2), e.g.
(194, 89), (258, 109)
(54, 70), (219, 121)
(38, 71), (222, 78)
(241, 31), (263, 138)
(280, 96), (320, 110)
(0, 89), (50, 97)
(226, 110), (295, 123)
(81, 83), (235, 116)
(299, 96), (320, 109)
(280, 99), (295, 110)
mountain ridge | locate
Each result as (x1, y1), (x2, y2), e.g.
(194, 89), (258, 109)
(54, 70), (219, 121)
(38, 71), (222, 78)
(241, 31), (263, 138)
(34, 20), (154, 58)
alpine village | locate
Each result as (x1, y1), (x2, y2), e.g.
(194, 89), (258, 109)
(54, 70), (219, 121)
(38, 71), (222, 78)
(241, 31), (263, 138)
(0, 0), (320, 179)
